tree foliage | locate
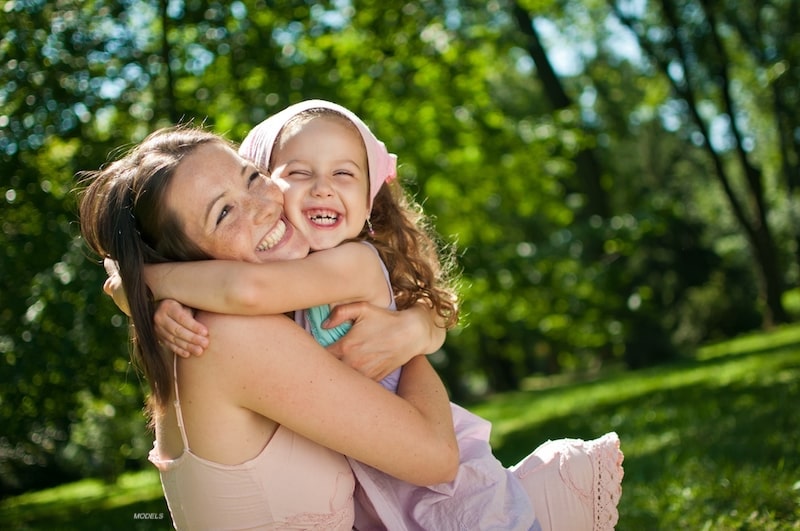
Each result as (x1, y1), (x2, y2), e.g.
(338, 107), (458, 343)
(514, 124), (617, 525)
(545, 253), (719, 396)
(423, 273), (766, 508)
(1, 0), (794, 493)
(605, 0), (799, 325)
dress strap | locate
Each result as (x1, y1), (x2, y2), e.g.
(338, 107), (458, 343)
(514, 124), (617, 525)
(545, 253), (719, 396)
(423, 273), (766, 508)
(359, 241), (395, 308)
(172, 355), (191, 451)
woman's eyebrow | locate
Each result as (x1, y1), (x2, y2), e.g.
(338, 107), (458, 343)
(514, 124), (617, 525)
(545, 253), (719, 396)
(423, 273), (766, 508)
(203, 164), (248, 225)
(242, 162), (256, 177)
(204, 192), (224, 226)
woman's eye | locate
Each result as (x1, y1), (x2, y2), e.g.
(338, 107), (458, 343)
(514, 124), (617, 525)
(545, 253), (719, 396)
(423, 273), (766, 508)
(248, 171), (260, 185)
(216, 206), (230, 225)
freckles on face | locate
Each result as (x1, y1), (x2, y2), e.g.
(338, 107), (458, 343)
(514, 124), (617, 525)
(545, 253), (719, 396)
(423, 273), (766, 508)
(166, 141), (290, 262)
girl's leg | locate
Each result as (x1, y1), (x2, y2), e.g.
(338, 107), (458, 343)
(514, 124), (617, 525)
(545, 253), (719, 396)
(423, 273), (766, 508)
(510, 432), (623, 531)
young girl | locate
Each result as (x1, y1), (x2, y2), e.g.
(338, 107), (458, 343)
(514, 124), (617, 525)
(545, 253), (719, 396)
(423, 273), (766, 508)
(147, 100), (623, 530)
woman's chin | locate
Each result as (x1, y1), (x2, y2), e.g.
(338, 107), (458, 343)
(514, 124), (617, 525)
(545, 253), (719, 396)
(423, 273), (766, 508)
(258, 221), (310, 262)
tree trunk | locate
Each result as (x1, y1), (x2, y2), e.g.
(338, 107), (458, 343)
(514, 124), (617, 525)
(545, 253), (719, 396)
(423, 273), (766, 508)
(612, 0), (789, 325)
(511, 2), (611, 220)
(159, 0), (178, 123)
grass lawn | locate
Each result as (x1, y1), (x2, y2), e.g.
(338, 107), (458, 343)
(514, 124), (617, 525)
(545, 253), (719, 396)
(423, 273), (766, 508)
(2, 324), (799, 529)
(471, 323), (800, 530)
(0, 470), (170, 530)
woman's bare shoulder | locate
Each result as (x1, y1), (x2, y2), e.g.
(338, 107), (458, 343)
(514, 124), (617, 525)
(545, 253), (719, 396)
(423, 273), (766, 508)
(197, 311), (302, 343)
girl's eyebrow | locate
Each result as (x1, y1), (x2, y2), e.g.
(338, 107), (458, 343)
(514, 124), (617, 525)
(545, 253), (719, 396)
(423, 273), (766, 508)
(334, 158), (364, 170)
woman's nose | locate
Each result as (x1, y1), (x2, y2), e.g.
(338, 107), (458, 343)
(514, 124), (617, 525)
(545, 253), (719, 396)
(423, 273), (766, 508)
(251, 194), (281, 224)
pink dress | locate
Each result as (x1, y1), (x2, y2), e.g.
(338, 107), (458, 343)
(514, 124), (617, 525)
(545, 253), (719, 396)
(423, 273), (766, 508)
(303, 243), (624, 531)
(148, 359), (356, 530)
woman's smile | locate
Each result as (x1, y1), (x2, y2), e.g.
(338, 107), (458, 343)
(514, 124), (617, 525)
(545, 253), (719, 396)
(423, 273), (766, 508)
(256, 218), (288, 252)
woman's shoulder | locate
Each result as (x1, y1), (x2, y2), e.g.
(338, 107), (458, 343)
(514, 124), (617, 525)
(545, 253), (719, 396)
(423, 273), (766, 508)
(187, 312), (318, 385)
(196, 312), (302, 344)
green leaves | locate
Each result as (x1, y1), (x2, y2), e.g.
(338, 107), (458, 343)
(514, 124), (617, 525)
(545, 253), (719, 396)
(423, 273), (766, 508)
(1, 0), (793, 492)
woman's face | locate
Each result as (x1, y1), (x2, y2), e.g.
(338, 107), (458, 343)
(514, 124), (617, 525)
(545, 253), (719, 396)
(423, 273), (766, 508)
(167, 141), (310, 263)
(270, 116), (370, 251)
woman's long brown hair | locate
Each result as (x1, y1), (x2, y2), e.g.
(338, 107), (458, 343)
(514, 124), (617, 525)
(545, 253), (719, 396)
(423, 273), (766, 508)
(78, 127), (223, 413)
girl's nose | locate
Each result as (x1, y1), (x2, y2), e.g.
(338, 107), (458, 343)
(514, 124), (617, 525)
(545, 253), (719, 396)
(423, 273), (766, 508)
(311, 174), (334, 197)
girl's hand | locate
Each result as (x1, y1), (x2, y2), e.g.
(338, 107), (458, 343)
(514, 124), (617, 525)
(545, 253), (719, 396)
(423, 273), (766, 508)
(154, 299), (209, 358)
(324, 302), (446, 381)
(103, 258), (131, 316)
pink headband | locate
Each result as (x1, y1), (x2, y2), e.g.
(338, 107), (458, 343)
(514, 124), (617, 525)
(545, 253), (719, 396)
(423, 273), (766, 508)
(239, 99), (397, 211)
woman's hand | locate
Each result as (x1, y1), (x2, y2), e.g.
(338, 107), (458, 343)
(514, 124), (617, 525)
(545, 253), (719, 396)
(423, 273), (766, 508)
(324, 301), (446, 381)
(154, 299), (209, 357)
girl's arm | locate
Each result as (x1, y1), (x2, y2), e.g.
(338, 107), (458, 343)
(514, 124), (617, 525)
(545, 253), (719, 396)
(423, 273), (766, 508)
(103, 258), (130, 316)
(204, 312), (458, 486)
(154, 299), (208, 357)
(104, 258), (209, 357)
(156, 298), (445, 373)
(146, 242), (388, 315)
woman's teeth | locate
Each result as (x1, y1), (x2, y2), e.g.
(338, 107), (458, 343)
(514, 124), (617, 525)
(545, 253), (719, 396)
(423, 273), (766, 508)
(256, 219), (286, 251)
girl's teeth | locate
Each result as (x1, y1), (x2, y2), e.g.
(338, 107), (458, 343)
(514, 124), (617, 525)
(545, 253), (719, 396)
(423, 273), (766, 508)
(310, 215), (337, 226)
(308, 210), (339, 226)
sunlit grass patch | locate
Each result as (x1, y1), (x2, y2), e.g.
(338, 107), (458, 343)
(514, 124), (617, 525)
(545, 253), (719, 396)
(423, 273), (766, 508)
(470, 324), (800, 530)
(0, 469), (169, 530)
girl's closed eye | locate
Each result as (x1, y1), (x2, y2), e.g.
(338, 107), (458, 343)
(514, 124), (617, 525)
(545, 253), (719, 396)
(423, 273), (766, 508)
(287, 168), (312, 179)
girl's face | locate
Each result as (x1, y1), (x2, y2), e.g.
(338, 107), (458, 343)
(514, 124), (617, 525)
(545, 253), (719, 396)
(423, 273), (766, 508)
(167, 141), (310, 263)
(270, 116), (370, 251)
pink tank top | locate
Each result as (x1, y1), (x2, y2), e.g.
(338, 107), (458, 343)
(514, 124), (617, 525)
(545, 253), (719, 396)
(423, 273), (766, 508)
(148, 358), (356, 530)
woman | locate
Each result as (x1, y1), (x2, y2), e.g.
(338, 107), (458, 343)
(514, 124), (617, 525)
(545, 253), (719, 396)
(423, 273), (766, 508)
(78, 126), (459, 529)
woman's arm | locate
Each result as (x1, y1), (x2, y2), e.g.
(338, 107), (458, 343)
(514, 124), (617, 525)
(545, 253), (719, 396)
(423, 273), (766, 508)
(206, 312), (458, 486)
(146, 242), (388, 314)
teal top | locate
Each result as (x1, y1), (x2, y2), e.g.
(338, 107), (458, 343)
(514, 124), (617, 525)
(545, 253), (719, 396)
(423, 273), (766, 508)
(306, 304), (352, 348)
(299, 242), (401, 393)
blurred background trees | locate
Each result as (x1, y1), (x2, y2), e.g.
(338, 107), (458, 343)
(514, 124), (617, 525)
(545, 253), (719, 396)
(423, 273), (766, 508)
(1, 0), (797, 495)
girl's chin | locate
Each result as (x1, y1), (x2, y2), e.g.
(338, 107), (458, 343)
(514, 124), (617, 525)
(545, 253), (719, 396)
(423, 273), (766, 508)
(307, 232), (349, 252)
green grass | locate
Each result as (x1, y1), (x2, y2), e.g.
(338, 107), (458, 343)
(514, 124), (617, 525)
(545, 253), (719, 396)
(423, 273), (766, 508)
(471, 324), (800, 530)
(3, 324), (800, 530)
(0, 470), (170, 530)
